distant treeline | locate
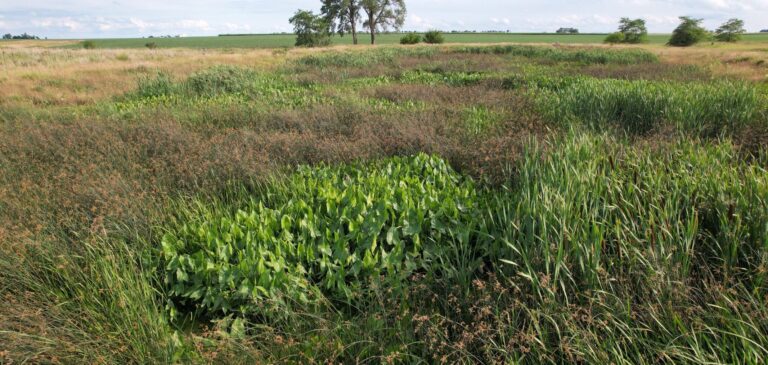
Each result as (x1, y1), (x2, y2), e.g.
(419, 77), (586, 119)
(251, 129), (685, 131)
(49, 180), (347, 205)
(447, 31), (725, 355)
(2, 33), (41, 40)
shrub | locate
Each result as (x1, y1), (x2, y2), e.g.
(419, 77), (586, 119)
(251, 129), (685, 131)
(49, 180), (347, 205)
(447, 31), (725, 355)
(604, 32), (626, 44)
(668, 16), (709, 47)
(184, 65), (261, 96)
(135, 72), (176, 99)
(424, 30), (445, 44)
(82, 40), (96, 49)
(145, 42), (158, 49)
(160, 154), (482, 315)
(400, 33), (422, 45)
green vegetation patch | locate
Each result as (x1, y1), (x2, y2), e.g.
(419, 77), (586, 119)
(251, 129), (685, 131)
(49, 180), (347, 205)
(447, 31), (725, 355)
(296, 47), (437, 68)
(453, 45), (659, 65)
(161, 154), (481, 316)
(120, 65), (324, 112)
(506, 74), (766, 136)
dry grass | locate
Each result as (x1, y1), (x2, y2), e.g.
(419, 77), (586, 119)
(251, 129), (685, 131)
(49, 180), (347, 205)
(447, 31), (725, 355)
(0, 48), (286, 107)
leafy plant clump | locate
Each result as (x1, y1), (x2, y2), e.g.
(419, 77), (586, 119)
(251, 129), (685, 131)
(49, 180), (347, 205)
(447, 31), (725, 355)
(161, 154), (482, 316)
(400, 33), (422, 45)
(423, 30), (445, 44)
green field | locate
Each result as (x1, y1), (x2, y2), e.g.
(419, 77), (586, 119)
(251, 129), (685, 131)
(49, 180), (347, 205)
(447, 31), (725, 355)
(62, 32), (768, 48)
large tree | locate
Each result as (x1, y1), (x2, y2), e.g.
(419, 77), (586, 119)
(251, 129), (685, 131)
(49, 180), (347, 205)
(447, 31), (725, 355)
(360, 0), (406, 45)
(289, 10), (331, 47)
(322, 0), (362, 45)
(618, 18), (648, 44)
(715, 18), (746, 43)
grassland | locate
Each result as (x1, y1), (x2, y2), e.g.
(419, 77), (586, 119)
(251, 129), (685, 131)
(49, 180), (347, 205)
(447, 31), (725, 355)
(1, 41), (768, 364)
(3, 32), (768, 49)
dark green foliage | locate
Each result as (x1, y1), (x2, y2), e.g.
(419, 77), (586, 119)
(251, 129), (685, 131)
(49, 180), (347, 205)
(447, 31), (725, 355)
(400, 32), (421, 44)
(290, 9), (332, 47)
(82, 40), (97, 49)
(715, 18), (746, 42)
(161, 154), (482, 315)
(668, 16), (709, 47)
(2, 33), (40, 40)
(556, 27), (579, 34)
(423, 30), (445, 44)
(145, 42), (158, 49)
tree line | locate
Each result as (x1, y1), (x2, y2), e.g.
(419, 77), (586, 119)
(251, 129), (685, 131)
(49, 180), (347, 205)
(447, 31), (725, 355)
(2, 33), (40, 40)
(290, 0), (406, 47)
(605, 17), (748, 46)
(289, 0), (756, 48)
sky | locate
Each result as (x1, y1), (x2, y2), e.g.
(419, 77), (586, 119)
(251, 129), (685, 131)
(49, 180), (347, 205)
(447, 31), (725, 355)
(0, 0), (767, 39)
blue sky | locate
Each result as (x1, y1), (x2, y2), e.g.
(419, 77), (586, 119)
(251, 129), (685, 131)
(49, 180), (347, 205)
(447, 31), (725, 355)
(0, 0), (766, 38)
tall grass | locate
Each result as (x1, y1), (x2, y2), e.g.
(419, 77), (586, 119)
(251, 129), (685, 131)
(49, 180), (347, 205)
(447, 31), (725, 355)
(0, 237), (178, 363)
(507, 74), (766, 136)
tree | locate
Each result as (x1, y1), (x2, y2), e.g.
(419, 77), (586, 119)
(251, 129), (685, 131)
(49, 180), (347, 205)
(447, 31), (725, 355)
(360, 0), (406, 45)
(321, 0), (362, 45)
(289, 9), (331, 47)
(668, 16), (709, 47)
(2, 34), (11, 40)
(618, 18), (648, 44)
(715, 18), (745, 42)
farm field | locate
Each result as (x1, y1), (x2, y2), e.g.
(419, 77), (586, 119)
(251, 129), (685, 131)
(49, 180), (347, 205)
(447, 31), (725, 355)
(1, 41), (768, 364)
(3, 32), (768, 49)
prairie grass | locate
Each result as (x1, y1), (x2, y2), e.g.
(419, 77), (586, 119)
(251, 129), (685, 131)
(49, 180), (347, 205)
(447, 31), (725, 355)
(507, 74), (767, 136)
(453, 44), (659, 64)
(2, 44), (768, 364)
